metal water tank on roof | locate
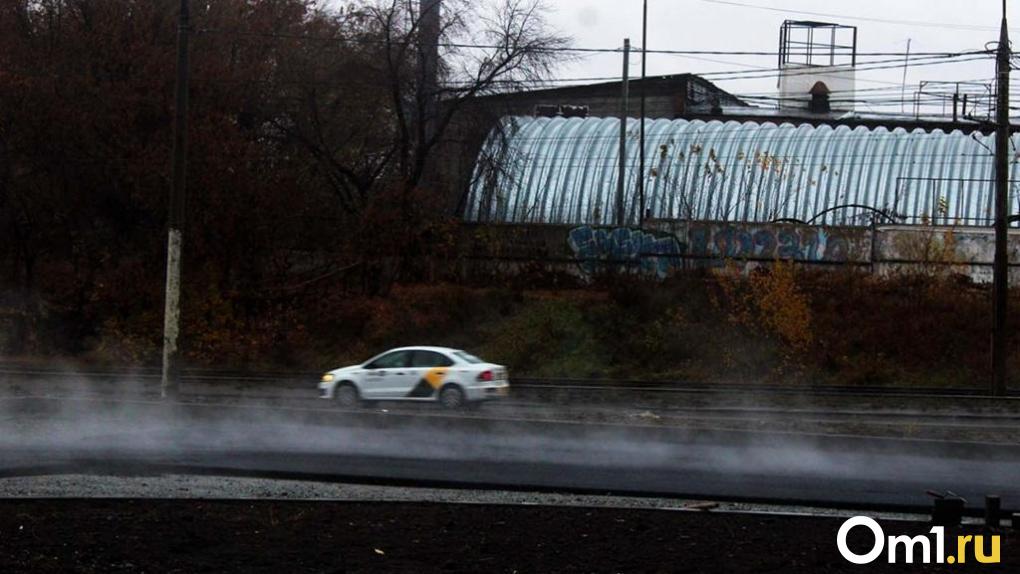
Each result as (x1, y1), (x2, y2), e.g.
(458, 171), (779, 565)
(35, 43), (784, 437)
(777, 20), (857, 112)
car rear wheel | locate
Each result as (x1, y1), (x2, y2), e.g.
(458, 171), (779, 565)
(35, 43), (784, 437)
(334, 383), (360, 408)
(438, 385), (466, 410)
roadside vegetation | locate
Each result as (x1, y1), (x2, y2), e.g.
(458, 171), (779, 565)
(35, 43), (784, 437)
(3, 261), (1015, 389)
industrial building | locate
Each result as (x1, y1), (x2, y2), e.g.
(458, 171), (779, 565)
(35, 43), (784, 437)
(464, 116), (1019, 227)
(457, 20), (1013, 229)
(445, 20), (1020, 284)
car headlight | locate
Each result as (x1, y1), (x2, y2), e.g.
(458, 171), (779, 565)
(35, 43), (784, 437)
(321, 373), (335, 382)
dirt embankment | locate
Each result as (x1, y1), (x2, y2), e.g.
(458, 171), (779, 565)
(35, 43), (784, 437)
(5, 270), (1019, 389)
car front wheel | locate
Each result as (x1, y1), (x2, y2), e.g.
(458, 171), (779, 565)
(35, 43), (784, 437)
(334, 383), (360, 408)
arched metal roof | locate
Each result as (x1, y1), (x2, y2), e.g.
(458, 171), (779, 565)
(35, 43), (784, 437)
(466, 116), (1020, 226)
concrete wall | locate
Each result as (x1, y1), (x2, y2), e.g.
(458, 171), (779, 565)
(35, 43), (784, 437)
(461, 221), (1020, 283)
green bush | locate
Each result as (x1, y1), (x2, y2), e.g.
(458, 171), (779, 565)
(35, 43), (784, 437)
(478, 296), (607, 378)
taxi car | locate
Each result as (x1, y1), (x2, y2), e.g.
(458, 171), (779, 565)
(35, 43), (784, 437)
(318, 346), (509, 408)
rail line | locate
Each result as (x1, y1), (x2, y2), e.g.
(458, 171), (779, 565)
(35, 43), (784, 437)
(2, 362), (1018, 400)
(4, 393), (1020, 448)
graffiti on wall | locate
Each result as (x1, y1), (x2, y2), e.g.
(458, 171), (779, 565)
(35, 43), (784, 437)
(687, 224), (861, 262)
(567, 223), (867, 277)
(471, 222), (1020, 284)
(567, 227), (686, 278)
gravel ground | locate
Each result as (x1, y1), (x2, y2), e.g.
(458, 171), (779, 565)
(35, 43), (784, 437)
(0, 498), (1016, 573)
(0, 473), (700, 508)
(0, 473), (951, 524)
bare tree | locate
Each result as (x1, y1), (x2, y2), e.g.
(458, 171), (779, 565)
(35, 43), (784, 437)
(268, 0), (569, 214)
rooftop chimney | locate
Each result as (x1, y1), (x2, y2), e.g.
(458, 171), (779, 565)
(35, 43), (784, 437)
(808, 81), (831, 114)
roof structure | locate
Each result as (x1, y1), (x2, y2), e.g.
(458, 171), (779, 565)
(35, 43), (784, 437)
(466, 115), (1020, 226)
(471, 73), (746, 106)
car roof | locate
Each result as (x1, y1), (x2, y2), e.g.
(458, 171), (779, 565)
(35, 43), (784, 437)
(386, 346), (464, 355)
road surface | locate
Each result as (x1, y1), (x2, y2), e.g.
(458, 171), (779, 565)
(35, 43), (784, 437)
(2, 396), (1018, 514)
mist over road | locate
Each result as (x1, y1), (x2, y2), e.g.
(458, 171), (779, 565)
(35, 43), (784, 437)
(2, 396), (1018, 514)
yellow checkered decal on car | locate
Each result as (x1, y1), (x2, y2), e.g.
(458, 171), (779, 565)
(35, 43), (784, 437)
(407, 367), (448, 397)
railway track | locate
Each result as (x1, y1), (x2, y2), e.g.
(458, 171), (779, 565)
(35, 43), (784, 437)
(2, 361), (1018, 400)
(4, 392), (1020, 448)
(5, 362), (1020, 445)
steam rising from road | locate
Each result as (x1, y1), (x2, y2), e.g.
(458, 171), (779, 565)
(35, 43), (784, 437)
(1, 373), (1019, 510)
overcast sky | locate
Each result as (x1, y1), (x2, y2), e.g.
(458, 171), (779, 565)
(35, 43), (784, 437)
(320, 1), (1017, 114)
(537, 0), (1015, 114)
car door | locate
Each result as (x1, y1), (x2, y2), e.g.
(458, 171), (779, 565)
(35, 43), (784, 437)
(360, 350), (415, 399)
(405, 350), (456, 399)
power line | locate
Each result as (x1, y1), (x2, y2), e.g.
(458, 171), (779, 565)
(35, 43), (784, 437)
(700, 0), (1019, 33)
(698, 54), (992, 81)
(437, 52), (990, 88)
(193, 28), (976, 58)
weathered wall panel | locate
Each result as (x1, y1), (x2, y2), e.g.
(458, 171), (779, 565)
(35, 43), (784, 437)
(461, 222), (1020, 283)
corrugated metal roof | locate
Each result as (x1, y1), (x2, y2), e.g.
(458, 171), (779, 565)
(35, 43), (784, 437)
(465, 116), (1020, 226)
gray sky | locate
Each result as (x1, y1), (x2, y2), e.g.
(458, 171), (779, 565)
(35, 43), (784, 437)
(321, 0), (1017, 114)
(541, 0), (1014, 115)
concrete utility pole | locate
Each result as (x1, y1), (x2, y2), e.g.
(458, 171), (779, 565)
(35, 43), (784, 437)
(162, 0), (191, 400)
(639, 1), (647, 225)
(993, 0), (1010, 397)
(616, 38), (630, 227)
(419, 0), (441, 144)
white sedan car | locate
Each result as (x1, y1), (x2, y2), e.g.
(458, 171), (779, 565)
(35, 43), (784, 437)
(318, 346), (509, 408)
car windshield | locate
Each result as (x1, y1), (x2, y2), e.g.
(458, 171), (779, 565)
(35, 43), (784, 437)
(454, 351), (485, 364)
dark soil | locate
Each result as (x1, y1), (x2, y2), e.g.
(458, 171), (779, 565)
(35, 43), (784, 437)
(0, 500), (1016, 573)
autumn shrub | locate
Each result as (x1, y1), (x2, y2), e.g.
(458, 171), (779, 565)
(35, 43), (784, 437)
(0, 308), (32, 357)
(91, 314), (161, 365)
(582, 274), (775, 381)
(710, 262), (812, 354)
(806, 270), (992, 386)
(477, 294), (607, 378)
(749, 262), (813, 352)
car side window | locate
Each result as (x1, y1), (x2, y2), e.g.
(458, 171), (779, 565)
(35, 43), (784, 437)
(365, 351), (410, 369)
(411, 351), (454, 368)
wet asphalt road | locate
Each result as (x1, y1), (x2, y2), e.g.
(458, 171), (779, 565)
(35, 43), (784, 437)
(1, 396), (1019, 514)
